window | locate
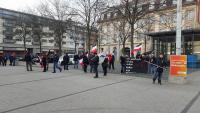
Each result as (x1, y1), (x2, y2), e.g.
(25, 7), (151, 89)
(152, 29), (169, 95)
(42, 39), (47, 43)
(160, 15), (166, 24)
(149, 1), (154, 10)
(49, 40), (54, 43)
(104, 14), (107, 20)
(185, 10), (194, 21)
(173, 0), (177, 5)
(62, 41), (66, 45)
(173, 13), (176, 23)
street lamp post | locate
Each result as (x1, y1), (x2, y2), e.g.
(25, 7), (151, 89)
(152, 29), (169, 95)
(176, 0), (182, 55)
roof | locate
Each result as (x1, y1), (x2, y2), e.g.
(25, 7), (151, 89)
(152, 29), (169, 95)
(145, 29), (200, 37)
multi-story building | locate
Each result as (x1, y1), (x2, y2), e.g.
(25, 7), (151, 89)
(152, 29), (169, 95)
(0, 8), (98, 57)
(98, 0), (200, 60)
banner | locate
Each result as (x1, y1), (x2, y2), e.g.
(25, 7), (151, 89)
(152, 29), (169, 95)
(170, 55), (187, 77)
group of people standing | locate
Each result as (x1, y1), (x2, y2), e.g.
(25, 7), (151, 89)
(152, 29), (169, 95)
(16, 49), (167, 84)
(80, 52), (116, 78)
(142, 53), (167, 85)
(120, 53), (167, 85)
(0, 53), (16, 66)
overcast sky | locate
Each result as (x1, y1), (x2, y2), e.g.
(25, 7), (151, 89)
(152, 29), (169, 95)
(0, 0), (39, 11)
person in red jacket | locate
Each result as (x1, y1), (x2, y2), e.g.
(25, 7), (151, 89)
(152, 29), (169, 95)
(108, 53), (115, 70)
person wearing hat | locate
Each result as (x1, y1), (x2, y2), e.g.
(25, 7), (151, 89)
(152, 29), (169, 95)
(91, 51), (99, 78)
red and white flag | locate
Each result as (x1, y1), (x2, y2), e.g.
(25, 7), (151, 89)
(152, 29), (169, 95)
(91, 46), (97, 53)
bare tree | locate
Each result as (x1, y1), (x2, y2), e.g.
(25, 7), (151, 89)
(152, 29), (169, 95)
(31, 17), (44, 53)
(111, 19), (130, 55)
(14, 14), (32, 52)
(111, 0), (152, 57)
(137, 14), (156, 53)
(74, 0), (106, 53)
(36, 0), (74, 55)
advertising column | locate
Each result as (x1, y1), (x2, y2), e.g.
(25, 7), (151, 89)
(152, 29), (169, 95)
(169, 55), (187, 84)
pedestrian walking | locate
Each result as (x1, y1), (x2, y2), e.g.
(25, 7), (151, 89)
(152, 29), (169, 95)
(12, 52), (16, 66)
(42, 53), (47, 72)
(102, 57), (108, 76)
(2, 53), (8, 66)
(91, 52), (99, 78)
(9, 54), (14, 66)
(25, 51), (33, 71)
(82, 53), (89, 73)
(52, 52), (62, 73)
(73, 54), (79, 69)
(89, 53), (95, 73)
(120, 55), (126, 74)
(0, 55), (2, 66)
(150, 54), (157, 74)
(153, 54), (167, 85)
(63, 53), (70, 70)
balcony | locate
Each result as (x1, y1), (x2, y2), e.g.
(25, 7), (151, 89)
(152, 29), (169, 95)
(3, 39), (16, 44)
(32, 41), (40, 45)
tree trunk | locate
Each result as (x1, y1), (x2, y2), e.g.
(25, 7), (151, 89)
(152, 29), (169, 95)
(23, 34), (26, 52)
(122, 40), (126, 55)
(39, 36), (42, 53)
(58, 35), (62, 56)
(144, 36), (147, 53)
(130, 24), (135, 58)
(74, 41), (77, 54)
(87, 26), (91, 53)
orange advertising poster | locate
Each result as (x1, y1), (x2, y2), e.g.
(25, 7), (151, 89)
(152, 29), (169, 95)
(170, 55), (187, 77)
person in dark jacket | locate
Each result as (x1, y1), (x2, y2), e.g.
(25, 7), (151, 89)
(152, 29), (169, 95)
(63, 53), (70, 70)
(12, 52), (16, 66)
(25, 51), (32, 71)
(42, 53), (47, 72)
(91, 52), (99, 78)
(82, 53), (89, 73)
(0, 55), (2, 66)
(52, 52), (62, 73)
(73, 54), (79, 69)
(9, 54), (14, 66)
(89, 53), (95, 73)
(120, 55), (126, 74)
(150, 54), (157, 74)
(102, 57), (108, 76)
(153, 54), (167, 85)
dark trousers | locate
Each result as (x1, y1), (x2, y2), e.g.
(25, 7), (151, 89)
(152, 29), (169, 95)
(94, 65), (98, 77)
(83, 64), (87, 73)
(64, 63), (69, 70)
(102, 65), (107, 76)
(3, 60), (7, 66)
(153, 71), (163, 83)
(109, 62), (114, 70)
(13, 60), (16, 66)
(43, 63), (47, 72)
(74, 61), (78, 69)
(26, 61), (32, 71)
(90, 64), (94, 73)
(9, 60), (13, 66)
(121, 64), (126, 73)
(46, 63), (49, 71)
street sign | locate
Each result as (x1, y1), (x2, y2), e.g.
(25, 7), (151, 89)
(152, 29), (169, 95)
(170, 55), (187, 77)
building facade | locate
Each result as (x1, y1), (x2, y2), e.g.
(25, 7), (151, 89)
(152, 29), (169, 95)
(98, 0), (200, 60)
(0, 8), (98, 57)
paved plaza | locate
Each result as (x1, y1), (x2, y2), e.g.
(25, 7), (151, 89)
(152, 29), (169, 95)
(0, 65), (200, 113)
